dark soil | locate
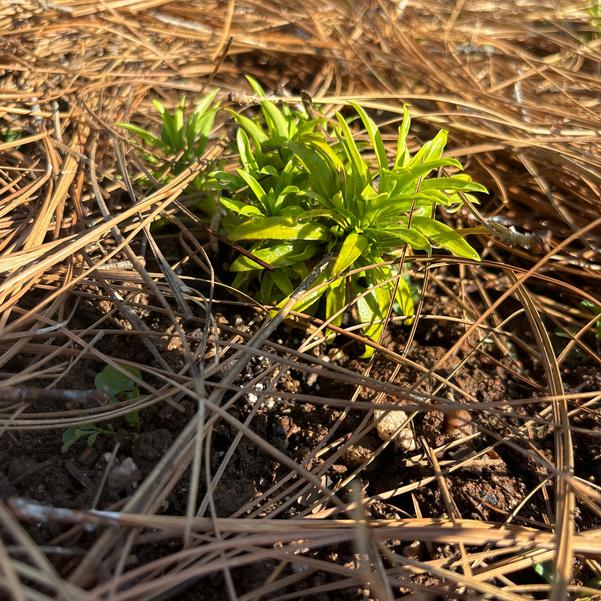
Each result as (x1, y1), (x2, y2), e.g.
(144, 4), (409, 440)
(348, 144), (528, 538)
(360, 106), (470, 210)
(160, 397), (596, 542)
(3, 279), (600, 599)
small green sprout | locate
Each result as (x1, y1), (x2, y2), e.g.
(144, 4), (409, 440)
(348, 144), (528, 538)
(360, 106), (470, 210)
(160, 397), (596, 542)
(62, 424), (114, 453)
(61, 364), (142, 453)
(118, 91), (221, 214)
(0, 129), (23, 143)
(95, 364), (142, 431)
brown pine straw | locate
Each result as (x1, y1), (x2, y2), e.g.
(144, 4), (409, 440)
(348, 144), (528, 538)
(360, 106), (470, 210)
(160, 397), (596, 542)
(1, 0), (601, 600)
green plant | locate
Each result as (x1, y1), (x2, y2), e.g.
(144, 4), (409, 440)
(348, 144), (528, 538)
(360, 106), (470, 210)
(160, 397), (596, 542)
(210, 76), (326, 302)
(118, 80), (486, 357)
(62, 423), (114, 453)
(95, 364), (142, 431)
(218, 85), (486, 356)
(0, 128), (23, 143)
(118, 91), (221, 214)
(61, 364), (142, 452)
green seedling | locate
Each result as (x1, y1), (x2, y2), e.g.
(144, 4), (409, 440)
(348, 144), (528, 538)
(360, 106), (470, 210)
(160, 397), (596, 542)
(534, 560), (555, 584)
(62, 364), (142, 453)
(118, 91), (221, 214)
(95, 364), (142, 431)
(62, 424), (114, 453)
(220, 86), (486, 356)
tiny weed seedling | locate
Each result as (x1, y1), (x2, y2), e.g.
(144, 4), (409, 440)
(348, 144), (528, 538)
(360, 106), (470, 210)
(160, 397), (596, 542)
(62, 364), (142, 452)
(118, 91), (221, 214)
(61, 424), (114, 453)
(95, 364), (142, 431)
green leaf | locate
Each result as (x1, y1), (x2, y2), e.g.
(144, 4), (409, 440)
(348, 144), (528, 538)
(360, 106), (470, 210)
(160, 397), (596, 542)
(118, 123), (166, 149)
(248, 71), (289, 140)
(370, 226), (431, 252)
(271, 268), (295, 296)
(356, 279), (391, 358)
(394, 276), (415, 319)
(412, 216), (480, 260)
(228, 109), (268, 145)
(152, 99), (166, 115)
(62, 424), (112, 453)
(407, 128), (448, 168)
(326, 281), (346, 327)
(192, 89), (219, 121)
(350, 102), (388, 173)
(220, 197), (263, 217)
(231, 241), (320, 271)
(290, 141), (335, 199)
(332, 232), (368, 276)
(390, 159), (463, 195)
(244, 75), (266, 96)
(336, 112), (368, 183)
(237, 169), (268, 204)
(95, 364), (141, 399)
(229, 217), (330, 241)
(173, 96), (185, 144)
(126, 411), (141, 431)
(420, 175), (488, 194)
(189, 104), (219, 156)
(236, 128), (259, 172)
(62, 426), (85, 453)
(534, 561), (555, 583)
(287, 273), (329, 314)
(394, 105), (411, 169)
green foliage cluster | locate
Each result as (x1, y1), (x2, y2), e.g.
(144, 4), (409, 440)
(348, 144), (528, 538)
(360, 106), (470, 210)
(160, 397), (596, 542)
(121, 78), (486, 356)
(118, 91), (221, 214)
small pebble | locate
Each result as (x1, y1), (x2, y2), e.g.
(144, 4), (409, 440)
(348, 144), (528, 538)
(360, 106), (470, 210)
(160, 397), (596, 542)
(375, 408), (416, 451)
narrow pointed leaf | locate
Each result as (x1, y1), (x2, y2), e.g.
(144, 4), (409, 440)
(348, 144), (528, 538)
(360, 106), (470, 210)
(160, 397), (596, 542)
(118, 123), (165, 149)
(335, 112), (368, 181)
(236, 169), (267, 204)
(394, 105), (411, 169)
(412, 216), (480, 260)
(231, 241), (320, 271)
(228, 109), (268, 144)
(326, 282), (346, 327)
(350, 102), (388, 172)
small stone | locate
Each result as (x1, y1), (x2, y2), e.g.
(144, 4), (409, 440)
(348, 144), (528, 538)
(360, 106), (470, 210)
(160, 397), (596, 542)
(108, 457), (140, 491)
(375, 408), (416, 451)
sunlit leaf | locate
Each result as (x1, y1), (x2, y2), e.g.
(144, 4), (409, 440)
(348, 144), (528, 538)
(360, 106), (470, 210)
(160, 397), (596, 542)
(394, 105), (411, 169)
(326, 281), (346, 327)
(230, 217), (330, 241)
(231, 241), (320, 271)
(412, 216), (480, 260)
(350, 101), (388, 173)
(332, 232), (368, 276)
